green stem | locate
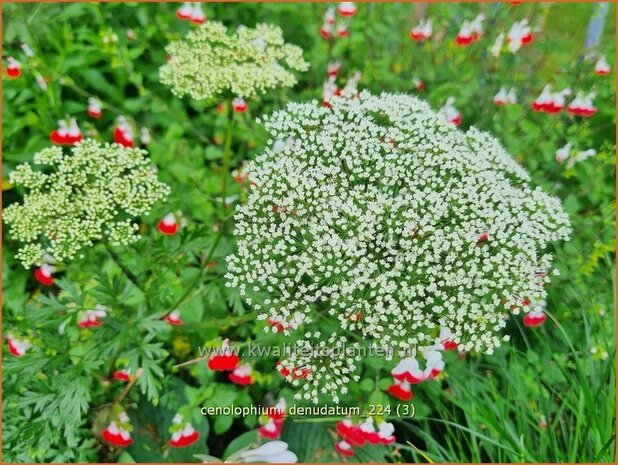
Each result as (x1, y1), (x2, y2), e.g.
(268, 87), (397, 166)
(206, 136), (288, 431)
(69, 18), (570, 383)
(105, 244), (151, 312)
(164, 214), (232, 316)
(221, 102), (235, 217)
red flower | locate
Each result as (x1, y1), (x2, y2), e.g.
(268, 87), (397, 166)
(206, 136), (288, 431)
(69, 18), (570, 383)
(523, 311), (546, 327)
(232, 97), (248, 113)
(34, 264), (55, 286)
(6, 57), (21, 78)
(477, 232), (489, 244)
(319, 25), (332, 40)
(102, 420), (133, 447)
(277, 362), (310, 380)
(338, 2), (357, 17)
(229, 364), (254, 386)
(87, 97), (102, 118)
(335, 440), (355, 457)
(359, 418), (381, 445)
(208, 339), (240, 371)
(50, 119), (82, 145)
(79, 306), (107, 329)
(391, 358), (425, 384)
(113, 369), (131, 382)
(158, 212), (179, 235)
(190, 3), (206, 24)
(7, 335), (31, 357)
(168, 426), (200, 447)
(387, 380), (413, 401)
(166, 310), (183, 325)
(258, 418), (282, 440)
(176, 2), (192, 20)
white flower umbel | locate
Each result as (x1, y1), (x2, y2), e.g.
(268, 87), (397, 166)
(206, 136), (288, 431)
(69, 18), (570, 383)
(226, 91), (571, 396)
(4, 140), (170, 267)
(160, 22), (309, 101)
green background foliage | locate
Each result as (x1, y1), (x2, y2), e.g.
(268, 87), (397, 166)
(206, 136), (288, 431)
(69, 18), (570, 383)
(2, 2), (616, 463)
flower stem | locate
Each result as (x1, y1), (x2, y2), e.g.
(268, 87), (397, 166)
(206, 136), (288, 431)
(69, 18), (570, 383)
(105, 244), (151, 312)
(221, 102), (234, 217)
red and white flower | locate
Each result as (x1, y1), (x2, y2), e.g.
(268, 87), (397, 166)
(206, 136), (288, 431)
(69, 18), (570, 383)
(469, 13), (485, 42)
(103, 411), (133, 447)
(34, 263), (56, 286)
(79, 305), (107, 329)
(412, 76), (425, 92)
(66, 118), (83, 144)
(440, 327), (458, 351)
(267, 312), (302, 333)
(338, 2), (357, 17)
(359, 418), (381, 445)
(439, 97), (461, 125)
(50, 118), (82, 145)
(532, 85), (571, 114)
(190, 2), (206, 25)
(493, 86), (508, 106)
(176, 2), (192, 20)
(322, 76), (339, 107)
(166, 309), (183, 325)
(324, 6), (336, 25)
(507, 19), (533, 53)
(114, 116), (135, 148)
(113, 369), (131, 382)
(232, 97), (248, 113)
(409, 18), (432, 42)
(555, 142), (572, 163)
(319, 23), (332, 40)
(208, 338), (240, 371)
(391, 357), (425, 384)
(258, 417), (282, 440)
(387, 378), (412, 401)
(327, 61), (341, 78)
(493, 87), (518, 106)
(336, 23), (348, 38)
(455, 21), (473, 46)
(158, 212), (179, 235)
(6, 56), (21, 78)
(7, 334), (31, 357)
(276, 361), (310, 380)
(567, 92), (596, 117)
(229, 363), (254, 386)
(168, 414), (200, 447)
(523, 310), (546, 327)
(595, 56), (611, 75)
(232, 164), (249, 183)
(377, 421), (396, 445)
(87, 97), (102, 118)
(423, 349), (445, 379)
(335, 440), (355, 457)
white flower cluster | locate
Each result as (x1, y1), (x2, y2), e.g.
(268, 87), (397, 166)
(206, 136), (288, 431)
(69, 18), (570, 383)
(159, 21), (309, 101)
(4, 139), (170, 267)
(277, 334), (361, 404)
(226, 91), (571, 399)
